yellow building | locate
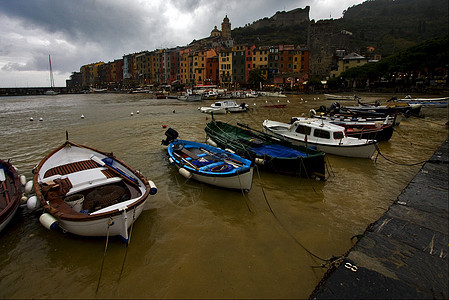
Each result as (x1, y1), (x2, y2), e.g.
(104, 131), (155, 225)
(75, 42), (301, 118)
(219, 49), (232, 86)
(330, 52), (368, 78)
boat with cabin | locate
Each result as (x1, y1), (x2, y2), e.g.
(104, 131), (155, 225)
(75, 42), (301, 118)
(262, 118), (377, 158)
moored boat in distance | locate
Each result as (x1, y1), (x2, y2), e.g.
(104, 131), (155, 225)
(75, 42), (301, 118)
(162, 128), (254, 191)
(391, 95), (449, 108)
(262, 118), (378, 158)
(210, 100), (249, 113)
(30, 137), (157, 242)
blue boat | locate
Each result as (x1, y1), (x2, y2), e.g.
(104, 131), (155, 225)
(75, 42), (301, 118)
(162, 129), (254, 191)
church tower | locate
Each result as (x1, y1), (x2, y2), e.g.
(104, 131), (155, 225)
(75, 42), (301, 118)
(221, 15), (231, 39)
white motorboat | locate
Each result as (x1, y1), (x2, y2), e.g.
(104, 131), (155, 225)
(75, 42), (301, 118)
(262, 118), (377, 158)
(210, 100), (249, 113)
(31, 138), (157, 242)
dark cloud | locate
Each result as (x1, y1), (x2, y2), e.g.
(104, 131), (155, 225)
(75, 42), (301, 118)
(0, 0), (364, 87)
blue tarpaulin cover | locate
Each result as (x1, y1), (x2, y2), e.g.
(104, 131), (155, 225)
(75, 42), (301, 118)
(250, 144), (306, 158)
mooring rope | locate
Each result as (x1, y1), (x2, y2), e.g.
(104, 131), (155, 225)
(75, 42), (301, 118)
(96, 217), (113, 294)
(254, 166), (330, 264)
(375, 144), (428, 166)
(118, 207), (136, 283)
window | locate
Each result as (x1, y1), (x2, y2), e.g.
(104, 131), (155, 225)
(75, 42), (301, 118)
(314, 129), (330, 139)
(333, 132), (344, 139)
(295, 125), (311, 135)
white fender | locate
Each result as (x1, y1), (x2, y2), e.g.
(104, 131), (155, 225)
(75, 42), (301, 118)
(168, 157), (174, 164)
(179, 168), (192, 179)
(148, 180), (158, 195)
(26, 195), (40, 210)
(20, 175), (27, 186)
(255, 158), (265, 165)
(206, 138), (217, 147)
(39, 213), (58, 230)
(225, 148), (235, 154)
(24, 180), (34, 194)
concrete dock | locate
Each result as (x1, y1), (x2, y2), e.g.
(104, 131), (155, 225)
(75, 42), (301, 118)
(310, 139), (448, 299)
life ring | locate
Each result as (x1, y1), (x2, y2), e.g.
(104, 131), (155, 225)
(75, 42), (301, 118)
(210, 163), (233, 172)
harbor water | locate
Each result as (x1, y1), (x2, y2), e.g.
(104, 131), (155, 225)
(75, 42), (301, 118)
(0, 93), (447, 298)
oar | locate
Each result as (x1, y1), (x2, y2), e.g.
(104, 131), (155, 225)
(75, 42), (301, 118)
(172, 152), (199, 170)
(0, 169), (10, 205)
(90, 155), (139, 187)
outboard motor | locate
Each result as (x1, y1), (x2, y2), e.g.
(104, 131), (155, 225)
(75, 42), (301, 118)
(328, 102), (340, 114)
(161, 128), (179, 145)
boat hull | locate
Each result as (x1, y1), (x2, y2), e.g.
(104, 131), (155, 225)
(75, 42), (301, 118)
(33, 141), (153, 241)
(168, 139), (253, 191)
(0, 160), (22, 233)
(262, 120), (377, 159)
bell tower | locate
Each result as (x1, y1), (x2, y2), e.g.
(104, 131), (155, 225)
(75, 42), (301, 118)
(221, 15), (231, 39)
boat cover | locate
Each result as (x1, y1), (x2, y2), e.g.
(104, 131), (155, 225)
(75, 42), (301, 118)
(250, 144), (308, 158)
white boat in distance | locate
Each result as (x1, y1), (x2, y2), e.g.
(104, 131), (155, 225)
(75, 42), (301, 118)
(32, 138), (157, 242)
(262, 118), (377, 158)
(210, 100), (249, 113)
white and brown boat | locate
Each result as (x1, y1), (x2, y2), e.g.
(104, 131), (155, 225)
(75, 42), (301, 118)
(0, 159), (23, 233)
(31, 138), (157, 242)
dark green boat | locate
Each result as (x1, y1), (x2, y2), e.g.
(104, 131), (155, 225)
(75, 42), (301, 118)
(205, 120), (326, 180)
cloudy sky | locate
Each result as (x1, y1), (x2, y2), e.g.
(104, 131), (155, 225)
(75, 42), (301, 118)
(0, 0), (365, 88)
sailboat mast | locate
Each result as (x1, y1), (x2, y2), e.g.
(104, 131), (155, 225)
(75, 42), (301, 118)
(49, 55), (55, 89)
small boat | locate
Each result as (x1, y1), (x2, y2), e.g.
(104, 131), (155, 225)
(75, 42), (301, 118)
(198, 106), (227, 114)
(299, 115), (395, 142)
(162, 128), (254, 191)
(265, 91), (287, 98)
(0, 159), (23, 233)
(264, 104), (287, 108)
(202, 90), (218, 100)
(205, 121), (326, 180)
(178, 89), (202, 102)
(31, 137), (157, 242)
(262, 118), (377, 158)
(324, 94), (360, 101)
(210, 100), (249, 113)
(326, 101), (422, 117)
(391, 95), (449, 108)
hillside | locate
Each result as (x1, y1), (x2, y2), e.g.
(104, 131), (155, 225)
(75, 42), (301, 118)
(231, 0), (448, 55)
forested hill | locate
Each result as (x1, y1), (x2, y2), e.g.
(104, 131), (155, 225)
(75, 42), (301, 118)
(335, 0), (448, 56)
(232, 0), (448, 56)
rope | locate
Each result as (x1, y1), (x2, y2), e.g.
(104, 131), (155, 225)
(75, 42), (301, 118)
(254, 166), (330, 263)
(374, 144), (428, 166)
(96, 217), (113, 294)
(118, 207), (136, 283)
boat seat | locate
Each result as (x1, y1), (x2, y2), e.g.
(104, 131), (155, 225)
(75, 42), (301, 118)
(43, 160), (99, 178)
(176, 148), (199, 160)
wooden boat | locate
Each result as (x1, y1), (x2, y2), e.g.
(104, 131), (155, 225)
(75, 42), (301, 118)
(262, 118), (377, 158)
(31, 138), (157, 242)
(210, 100), (249, 113)
(162, 128), (253, 191)
(204, 121), (326, 180)
(0, 159), (23, 233)
(264, 104), (287, 108)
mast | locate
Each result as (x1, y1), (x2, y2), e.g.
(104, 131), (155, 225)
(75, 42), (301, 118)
(48, 55), (55, 89)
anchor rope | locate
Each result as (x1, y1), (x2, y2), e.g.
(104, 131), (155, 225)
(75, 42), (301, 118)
(254, 166), (330, 263)
(96, 217), (113, 294)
